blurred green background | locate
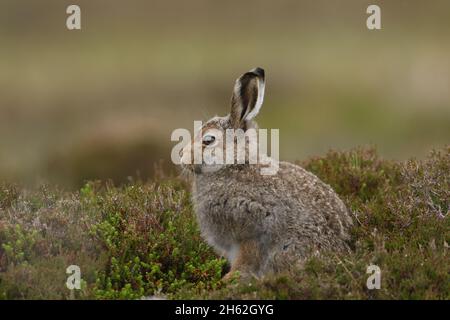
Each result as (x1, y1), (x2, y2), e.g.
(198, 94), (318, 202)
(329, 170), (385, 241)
(1, 0), (449, 188)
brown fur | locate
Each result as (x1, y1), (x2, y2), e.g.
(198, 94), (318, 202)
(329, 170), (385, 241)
(180, 68), (353, 279)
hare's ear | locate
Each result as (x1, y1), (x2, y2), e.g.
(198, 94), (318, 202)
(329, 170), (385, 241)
(229, 67), (265, 129)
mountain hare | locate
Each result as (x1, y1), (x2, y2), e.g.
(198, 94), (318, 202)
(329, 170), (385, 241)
(180, 68), (353, 280)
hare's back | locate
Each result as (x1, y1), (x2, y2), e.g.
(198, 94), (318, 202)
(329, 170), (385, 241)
(275, 161), (352, 238)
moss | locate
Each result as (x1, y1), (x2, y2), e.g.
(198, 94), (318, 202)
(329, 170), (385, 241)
(0, 146), (448, 299)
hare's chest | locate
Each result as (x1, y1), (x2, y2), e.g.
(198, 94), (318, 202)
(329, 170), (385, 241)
(193, 194), (238, 253)
(194, 193), (232, 230)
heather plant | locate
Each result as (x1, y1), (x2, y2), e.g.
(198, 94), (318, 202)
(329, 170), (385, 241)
(0, 146), (448, 299)
(0, 185), (104, 299)
(87, 181), (226, 299)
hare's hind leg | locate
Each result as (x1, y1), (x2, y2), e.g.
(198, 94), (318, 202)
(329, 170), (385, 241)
(222, 240), (263, 281)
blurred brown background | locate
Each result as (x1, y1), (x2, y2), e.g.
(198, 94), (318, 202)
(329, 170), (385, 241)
(1, 0), (449, 188)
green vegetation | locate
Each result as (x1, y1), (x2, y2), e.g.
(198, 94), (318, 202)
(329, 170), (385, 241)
(0, 146), (448, 299)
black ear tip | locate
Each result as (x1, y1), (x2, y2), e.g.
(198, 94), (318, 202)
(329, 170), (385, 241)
(250, 67), (265, 79)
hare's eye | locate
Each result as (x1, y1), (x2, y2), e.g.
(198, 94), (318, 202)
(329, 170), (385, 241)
(202, 135), (216, 146)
